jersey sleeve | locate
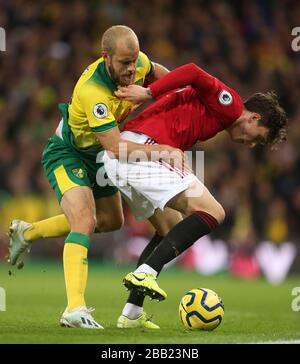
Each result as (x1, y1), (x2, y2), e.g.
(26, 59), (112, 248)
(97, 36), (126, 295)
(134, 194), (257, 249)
(137, 51), (155, 79)
(79, 82), (117, 133)
(149, 63), (218, 98)
(149, 63), (243, 123)
(203, 81), (244, 124)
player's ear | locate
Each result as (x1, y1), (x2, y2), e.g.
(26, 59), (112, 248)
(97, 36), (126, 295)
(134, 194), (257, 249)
(250, 112), (261, 124)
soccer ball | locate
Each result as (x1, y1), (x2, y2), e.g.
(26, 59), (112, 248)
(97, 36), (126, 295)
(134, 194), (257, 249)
(179, 288), (224, 331)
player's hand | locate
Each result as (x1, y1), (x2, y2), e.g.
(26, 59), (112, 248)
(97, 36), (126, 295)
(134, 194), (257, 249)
(115, 85), (152, 103)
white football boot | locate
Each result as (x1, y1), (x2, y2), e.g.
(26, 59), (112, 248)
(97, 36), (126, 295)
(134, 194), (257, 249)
(60, 306), (104, 329)
(8, 219), (32, 268)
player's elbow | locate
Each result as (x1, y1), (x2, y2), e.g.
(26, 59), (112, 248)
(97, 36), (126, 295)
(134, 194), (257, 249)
(186, 63), (201, 74)
(96, 133), (122, 158)
(104, 144), (120, 158)
(183, 63), (206, 82)
(187, 63), (198, 69)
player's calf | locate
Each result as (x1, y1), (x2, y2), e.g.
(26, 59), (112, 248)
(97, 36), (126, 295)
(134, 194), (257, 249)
(138, 201), (223, 275)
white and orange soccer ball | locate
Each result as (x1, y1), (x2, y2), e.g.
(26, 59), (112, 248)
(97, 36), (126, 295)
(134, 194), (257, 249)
(179, 288), (225, 331)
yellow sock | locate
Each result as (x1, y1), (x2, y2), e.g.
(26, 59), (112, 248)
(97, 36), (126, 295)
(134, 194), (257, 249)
(63, 232), (90, 311)
(24, 214), (70, 241)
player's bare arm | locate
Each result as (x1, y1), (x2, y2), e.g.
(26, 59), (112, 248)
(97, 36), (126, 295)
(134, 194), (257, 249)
(95, 125), (185, 164)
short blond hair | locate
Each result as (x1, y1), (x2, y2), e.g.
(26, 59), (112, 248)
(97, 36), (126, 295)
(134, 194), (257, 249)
(101, 25), (139, 55)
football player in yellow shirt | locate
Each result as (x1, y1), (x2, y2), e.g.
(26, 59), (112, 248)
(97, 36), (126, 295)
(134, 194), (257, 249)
(9, 25), (183, 329)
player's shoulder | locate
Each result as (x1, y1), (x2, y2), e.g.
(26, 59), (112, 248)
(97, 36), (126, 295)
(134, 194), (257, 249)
(138, 50), (149, 62)
(136, 51), (154, 81)
(210, 81), (243, 121)
(217, 85), (241, 106)
(137, 51), (152, 69)
(77, 57), (104, 83)
(77, 58), (112, 100)
(214, 77), (242, 103)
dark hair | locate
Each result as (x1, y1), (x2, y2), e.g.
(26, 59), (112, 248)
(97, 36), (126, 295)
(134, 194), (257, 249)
(244, 91), (287, 148)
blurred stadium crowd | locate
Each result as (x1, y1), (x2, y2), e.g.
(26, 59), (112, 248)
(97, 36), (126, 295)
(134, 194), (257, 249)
(0, 0), (299, 278)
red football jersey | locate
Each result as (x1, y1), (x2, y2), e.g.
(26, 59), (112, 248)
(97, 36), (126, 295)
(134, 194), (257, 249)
(124, 64), (243, 151)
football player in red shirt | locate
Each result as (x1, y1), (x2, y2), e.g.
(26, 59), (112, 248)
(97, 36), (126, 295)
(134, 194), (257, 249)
(120, 63), (285, 149)
(110, 63), (287, 328)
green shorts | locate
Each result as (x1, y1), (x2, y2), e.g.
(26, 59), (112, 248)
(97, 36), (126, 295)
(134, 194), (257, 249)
(41, 135), (118, 202)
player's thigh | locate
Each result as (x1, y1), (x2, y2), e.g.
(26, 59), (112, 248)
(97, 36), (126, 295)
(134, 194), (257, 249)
(42, 137), (96, 232)
(166, 179), (225, 222)
(95, 191), (124, 232)
(148, 207), (183, 236)
(42, 137), (93, 203)
(84, 152), (123, 231)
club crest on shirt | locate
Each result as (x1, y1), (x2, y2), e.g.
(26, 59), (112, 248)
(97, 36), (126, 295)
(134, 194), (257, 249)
(72, 168), (84, 179)
(218, 90), (233, 105)
(93, 103), (108, 118)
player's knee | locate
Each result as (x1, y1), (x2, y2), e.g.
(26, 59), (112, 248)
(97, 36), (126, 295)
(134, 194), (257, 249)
(84, 214), (97, 233)
(185, 200), (225, 226)
(213, 203), (226, 225)
(155, 226), (169, 237)
(108, 213), (124, 231)
(96, 212), (124, 232)
(71, 213), (96, 235)
(201, 202), (225, 226)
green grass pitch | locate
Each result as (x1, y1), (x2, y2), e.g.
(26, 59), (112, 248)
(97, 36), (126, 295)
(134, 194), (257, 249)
(0, 261), (299, 344)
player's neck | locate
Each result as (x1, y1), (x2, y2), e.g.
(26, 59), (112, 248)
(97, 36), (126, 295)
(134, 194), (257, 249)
(227, 108), (246, 131)
(226, 107), (249, 141)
